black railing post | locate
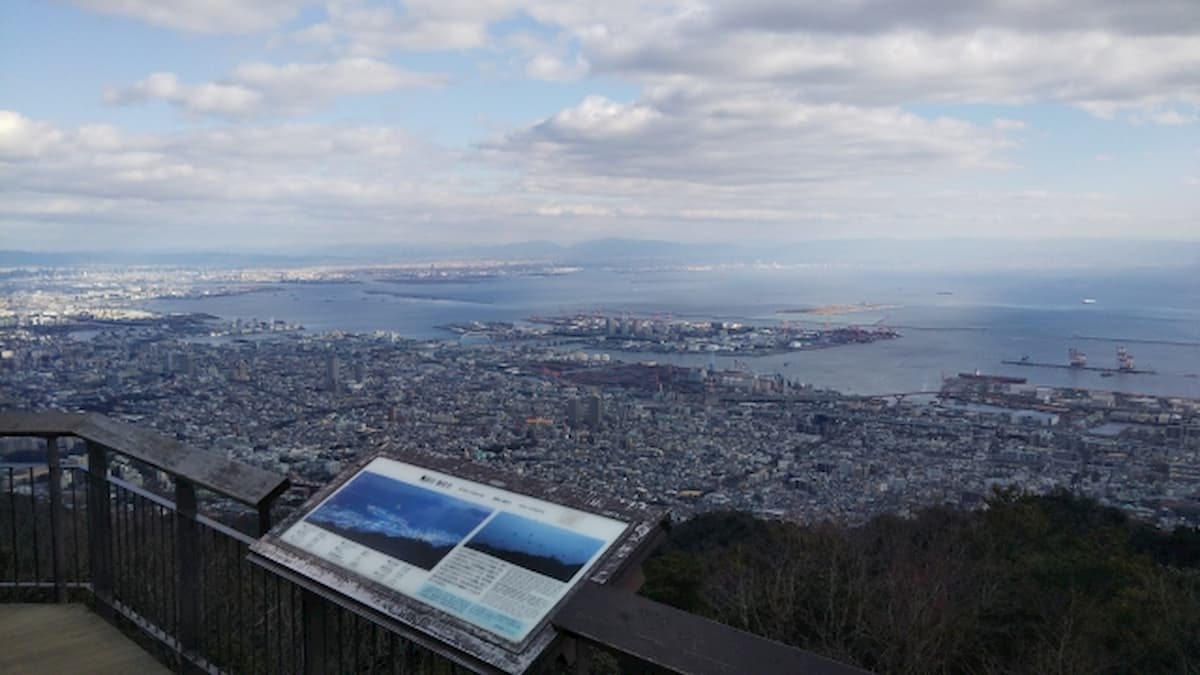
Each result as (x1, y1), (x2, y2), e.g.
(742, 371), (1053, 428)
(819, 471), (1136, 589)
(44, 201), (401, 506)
(257, 502), (272, 537)
(86, 440), (113, 617)
(46, 435), (67, 603)
(174, 477), (202, 666)
(302, 589), (328, 675)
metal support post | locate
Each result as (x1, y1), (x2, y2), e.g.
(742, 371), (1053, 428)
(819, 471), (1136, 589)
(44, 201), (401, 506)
(86, 441), (112, 617)
(46, 435), (67, 603)
(174, 477), (202, 662)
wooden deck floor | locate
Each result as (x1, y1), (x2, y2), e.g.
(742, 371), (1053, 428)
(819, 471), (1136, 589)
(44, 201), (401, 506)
(0, 604), (169, 674)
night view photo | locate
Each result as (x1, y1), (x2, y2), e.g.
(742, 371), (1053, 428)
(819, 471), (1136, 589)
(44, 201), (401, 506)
(465, 512), (606, 583)
(2, 0), (1200, 673)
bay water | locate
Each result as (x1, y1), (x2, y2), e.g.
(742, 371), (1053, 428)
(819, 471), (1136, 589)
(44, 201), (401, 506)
(147, 266), (1200, 398)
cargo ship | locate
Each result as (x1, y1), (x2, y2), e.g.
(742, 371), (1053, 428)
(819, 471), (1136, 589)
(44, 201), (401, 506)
(957, 371), (1027, 384)
(1117, 346), (1136, 371)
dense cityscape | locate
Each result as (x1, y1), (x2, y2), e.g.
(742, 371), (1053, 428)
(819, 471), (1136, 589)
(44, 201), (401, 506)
(6, 2), (1200, 670)
(3, 265), (1198, 530)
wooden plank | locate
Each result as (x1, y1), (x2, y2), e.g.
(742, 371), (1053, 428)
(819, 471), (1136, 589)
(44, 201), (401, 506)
(554, 582), (871, 675)
(258, 501), (273, 536)
(0, 604), (170, 674)
(302, 588), (329, 675)
(0, 411), (87, 437)
(74, 414), (289, 509)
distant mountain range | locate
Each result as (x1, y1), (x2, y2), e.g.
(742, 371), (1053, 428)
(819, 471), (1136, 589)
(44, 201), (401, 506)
(2, 238), (1198, 269)
(307, 518), (454, 571)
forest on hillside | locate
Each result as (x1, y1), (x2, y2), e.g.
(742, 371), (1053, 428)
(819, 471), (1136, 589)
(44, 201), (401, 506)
(641, 490), (1200, 674)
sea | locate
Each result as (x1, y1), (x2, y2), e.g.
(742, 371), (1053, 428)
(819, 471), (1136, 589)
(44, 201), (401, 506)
(145, 266), (1200, 399)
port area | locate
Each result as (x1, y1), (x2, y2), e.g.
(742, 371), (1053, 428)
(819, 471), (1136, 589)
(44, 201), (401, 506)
(439, 313), (899, 356)
(1001, 359), (1156, 375)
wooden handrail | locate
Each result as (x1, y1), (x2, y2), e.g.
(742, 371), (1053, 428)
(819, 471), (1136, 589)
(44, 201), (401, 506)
(0, 411), (289, 511)
(555, 581), (871, 675)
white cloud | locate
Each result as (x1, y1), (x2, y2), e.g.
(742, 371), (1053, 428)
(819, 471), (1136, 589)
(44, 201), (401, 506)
(70, 1), (1200, 121)
(293, 0), (518, 55)
(711, 0), (1200, 36)
(993, 118), (1027, 130)
(587, 28), (1200, 115)
(70, 0), (308, 34)
(263, 2), (1200, 122)
(106, 59), (442, 117)
(105, 73), (264, 116)
(0, 110), (519, 247)
(484, 88), (1015, 187)
(7, 2), (1200, 247)
(0, 110), (425, 199)
(1145, 110), (1198, 125)
(232, 58), (440, 99)
(8, 97), (1191, 248)
(0, 111), (66, 158)
(525, 54), (589, 82)
(434, 1), (1197, 121)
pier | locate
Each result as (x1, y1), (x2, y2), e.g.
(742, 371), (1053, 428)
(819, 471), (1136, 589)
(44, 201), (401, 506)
(1073, 334), (1200, 348)
(1001, 359), (1156, 375)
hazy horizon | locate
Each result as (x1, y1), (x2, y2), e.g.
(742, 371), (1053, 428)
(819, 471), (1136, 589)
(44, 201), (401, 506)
(3, 237), (1199, 272)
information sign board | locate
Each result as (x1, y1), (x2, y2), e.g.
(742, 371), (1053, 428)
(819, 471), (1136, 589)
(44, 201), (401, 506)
(250, 452), (658, 673)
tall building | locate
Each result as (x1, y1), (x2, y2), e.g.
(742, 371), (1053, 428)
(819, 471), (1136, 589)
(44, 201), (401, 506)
(566, 398), (582, 427)
(325, 352), (340, 392)
(231, 360), (251, 383)
(585, 394), (603, 430)
(166, 350), (195, 377)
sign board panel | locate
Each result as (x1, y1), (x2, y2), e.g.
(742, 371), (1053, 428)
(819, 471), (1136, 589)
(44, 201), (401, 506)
(251, 452), (662, 674)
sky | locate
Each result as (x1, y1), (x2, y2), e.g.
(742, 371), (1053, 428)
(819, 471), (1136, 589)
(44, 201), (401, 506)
(1, 0), (1198, 251)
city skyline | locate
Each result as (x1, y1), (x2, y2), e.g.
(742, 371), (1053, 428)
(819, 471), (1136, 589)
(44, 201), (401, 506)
(2, 1), (1198, 250)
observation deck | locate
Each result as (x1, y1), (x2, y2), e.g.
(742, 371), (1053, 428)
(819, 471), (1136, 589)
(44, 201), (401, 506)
(0, 604), (168, 674)
(0, 411), (864, 674)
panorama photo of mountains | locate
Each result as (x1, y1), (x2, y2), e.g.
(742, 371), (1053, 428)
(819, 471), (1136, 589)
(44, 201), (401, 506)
(305, 471), (492, 570)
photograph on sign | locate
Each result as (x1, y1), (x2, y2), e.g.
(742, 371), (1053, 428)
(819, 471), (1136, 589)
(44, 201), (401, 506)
(278, 456), (628, 645)
(464, 512), (606, 583)
(305, 472), (492, 570)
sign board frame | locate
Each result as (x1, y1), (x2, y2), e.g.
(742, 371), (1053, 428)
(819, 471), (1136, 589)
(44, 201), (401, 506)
(249, 449), (666, 674)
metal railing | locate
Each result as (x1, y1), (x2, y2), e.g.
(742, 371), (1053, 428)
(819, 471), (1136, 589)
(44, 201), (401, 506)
(0, 411), (864, 675)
